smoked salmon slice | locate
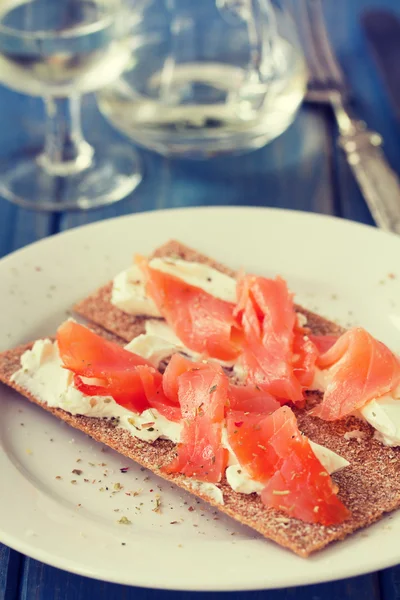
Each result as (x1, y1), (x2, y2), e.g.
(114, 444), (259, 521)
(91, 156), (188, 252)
(161, 356), (280, 420)
(227, 406), (350, 525)
(292, 331), (319, 388)
(234, 275), (316, 404)
(163, 359), (229, 482)
(137, 256), (242, 362)
(228, 384), (280, 414)
(162, 353), (194, 406)
(262, 439), (350, 526)
(57, 321), (164, 413)
(147, 390), (182, 422)
(226, 406), (302, 482)
(308, 334), (339, 355)
(152, 353), (196, 422)
(311, 327), (400, 421)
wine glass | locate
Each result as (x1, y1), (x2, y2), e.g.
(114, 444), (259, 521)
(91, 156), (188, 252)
(0, 0), (142, 211)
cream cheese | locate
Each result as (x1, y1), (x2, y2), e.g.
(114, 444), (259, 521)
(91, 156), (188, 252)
(225, 465), (265, 494)
(127, 319), (237, 371)
(310, 367), (327, 392)
(309, 440), (350, 473)
(111, 265), (160, 317)
(11, 339), (180, 444)
(185, 480), (224, 505)
(144, 319), (185, 345)
(125, 334), (179, 367)
(360, 395), (400, 446)
(296, 313), (308, 328)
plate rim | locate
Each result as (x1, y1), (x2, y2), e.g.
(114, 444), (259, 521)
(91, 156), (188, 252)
(1, 205), (393, 267)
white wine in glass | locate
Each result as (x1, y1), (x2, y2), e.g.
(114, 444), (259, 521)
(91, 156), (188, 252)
(0, 0), (142, 211)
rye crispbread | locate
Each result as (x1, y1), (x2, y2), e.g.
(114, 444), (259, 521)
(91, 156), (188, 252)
(1, 241), (400, 557)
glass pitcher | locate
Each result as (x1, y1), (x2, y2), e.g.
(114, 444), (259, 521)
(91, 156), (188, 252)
(97, 0), (307, 158)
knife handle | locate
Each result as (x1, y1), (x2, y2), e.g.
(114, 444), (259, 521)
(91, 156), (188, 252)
(338, 124), (400, 233)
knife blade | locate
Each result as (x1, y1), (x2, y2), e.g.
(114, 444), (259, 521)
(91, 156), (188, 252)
(362, 9), (400, 120)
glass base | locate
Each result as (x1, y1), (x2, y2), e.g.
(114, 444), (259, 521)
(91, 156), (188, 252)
(0, 142), (142, 211)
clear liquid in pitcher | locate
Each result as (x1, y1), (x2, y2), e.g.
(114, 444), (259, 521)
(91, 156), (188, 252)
(97, 0), (307, 157)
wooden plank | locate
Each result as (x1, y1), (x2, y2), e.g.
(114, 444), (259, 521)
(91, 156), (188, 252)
(0, 545), (22, 600)
(0, 208), (55, 259)
(0, 89), (53, 259)
(379, 567), (400, 600)
(18, 558), (381, 600)
(60, 103), (336, 232)
(324, 0), (400, 224)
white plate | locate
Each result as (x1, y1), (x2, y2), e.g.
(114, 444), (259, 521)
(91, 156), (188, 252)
(1, 206), (400, 591)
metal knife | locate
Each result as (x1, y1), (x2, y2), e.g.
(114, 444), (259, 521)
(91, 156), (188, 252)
(356, 8), (400, 234)
(362, 10), (400, 122)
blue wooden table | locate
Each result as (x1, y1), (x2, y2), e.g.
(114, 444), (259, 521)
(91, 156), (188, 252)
(1, 0), (400, 598)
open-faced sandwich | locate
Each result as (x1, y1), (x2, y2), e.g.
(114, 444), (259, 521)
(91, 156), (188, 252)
(1, 240), (400, 557)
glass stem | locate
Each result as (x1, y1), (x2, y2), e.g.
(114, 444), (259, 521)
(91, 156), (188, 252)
(39, 95), (94, 176)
